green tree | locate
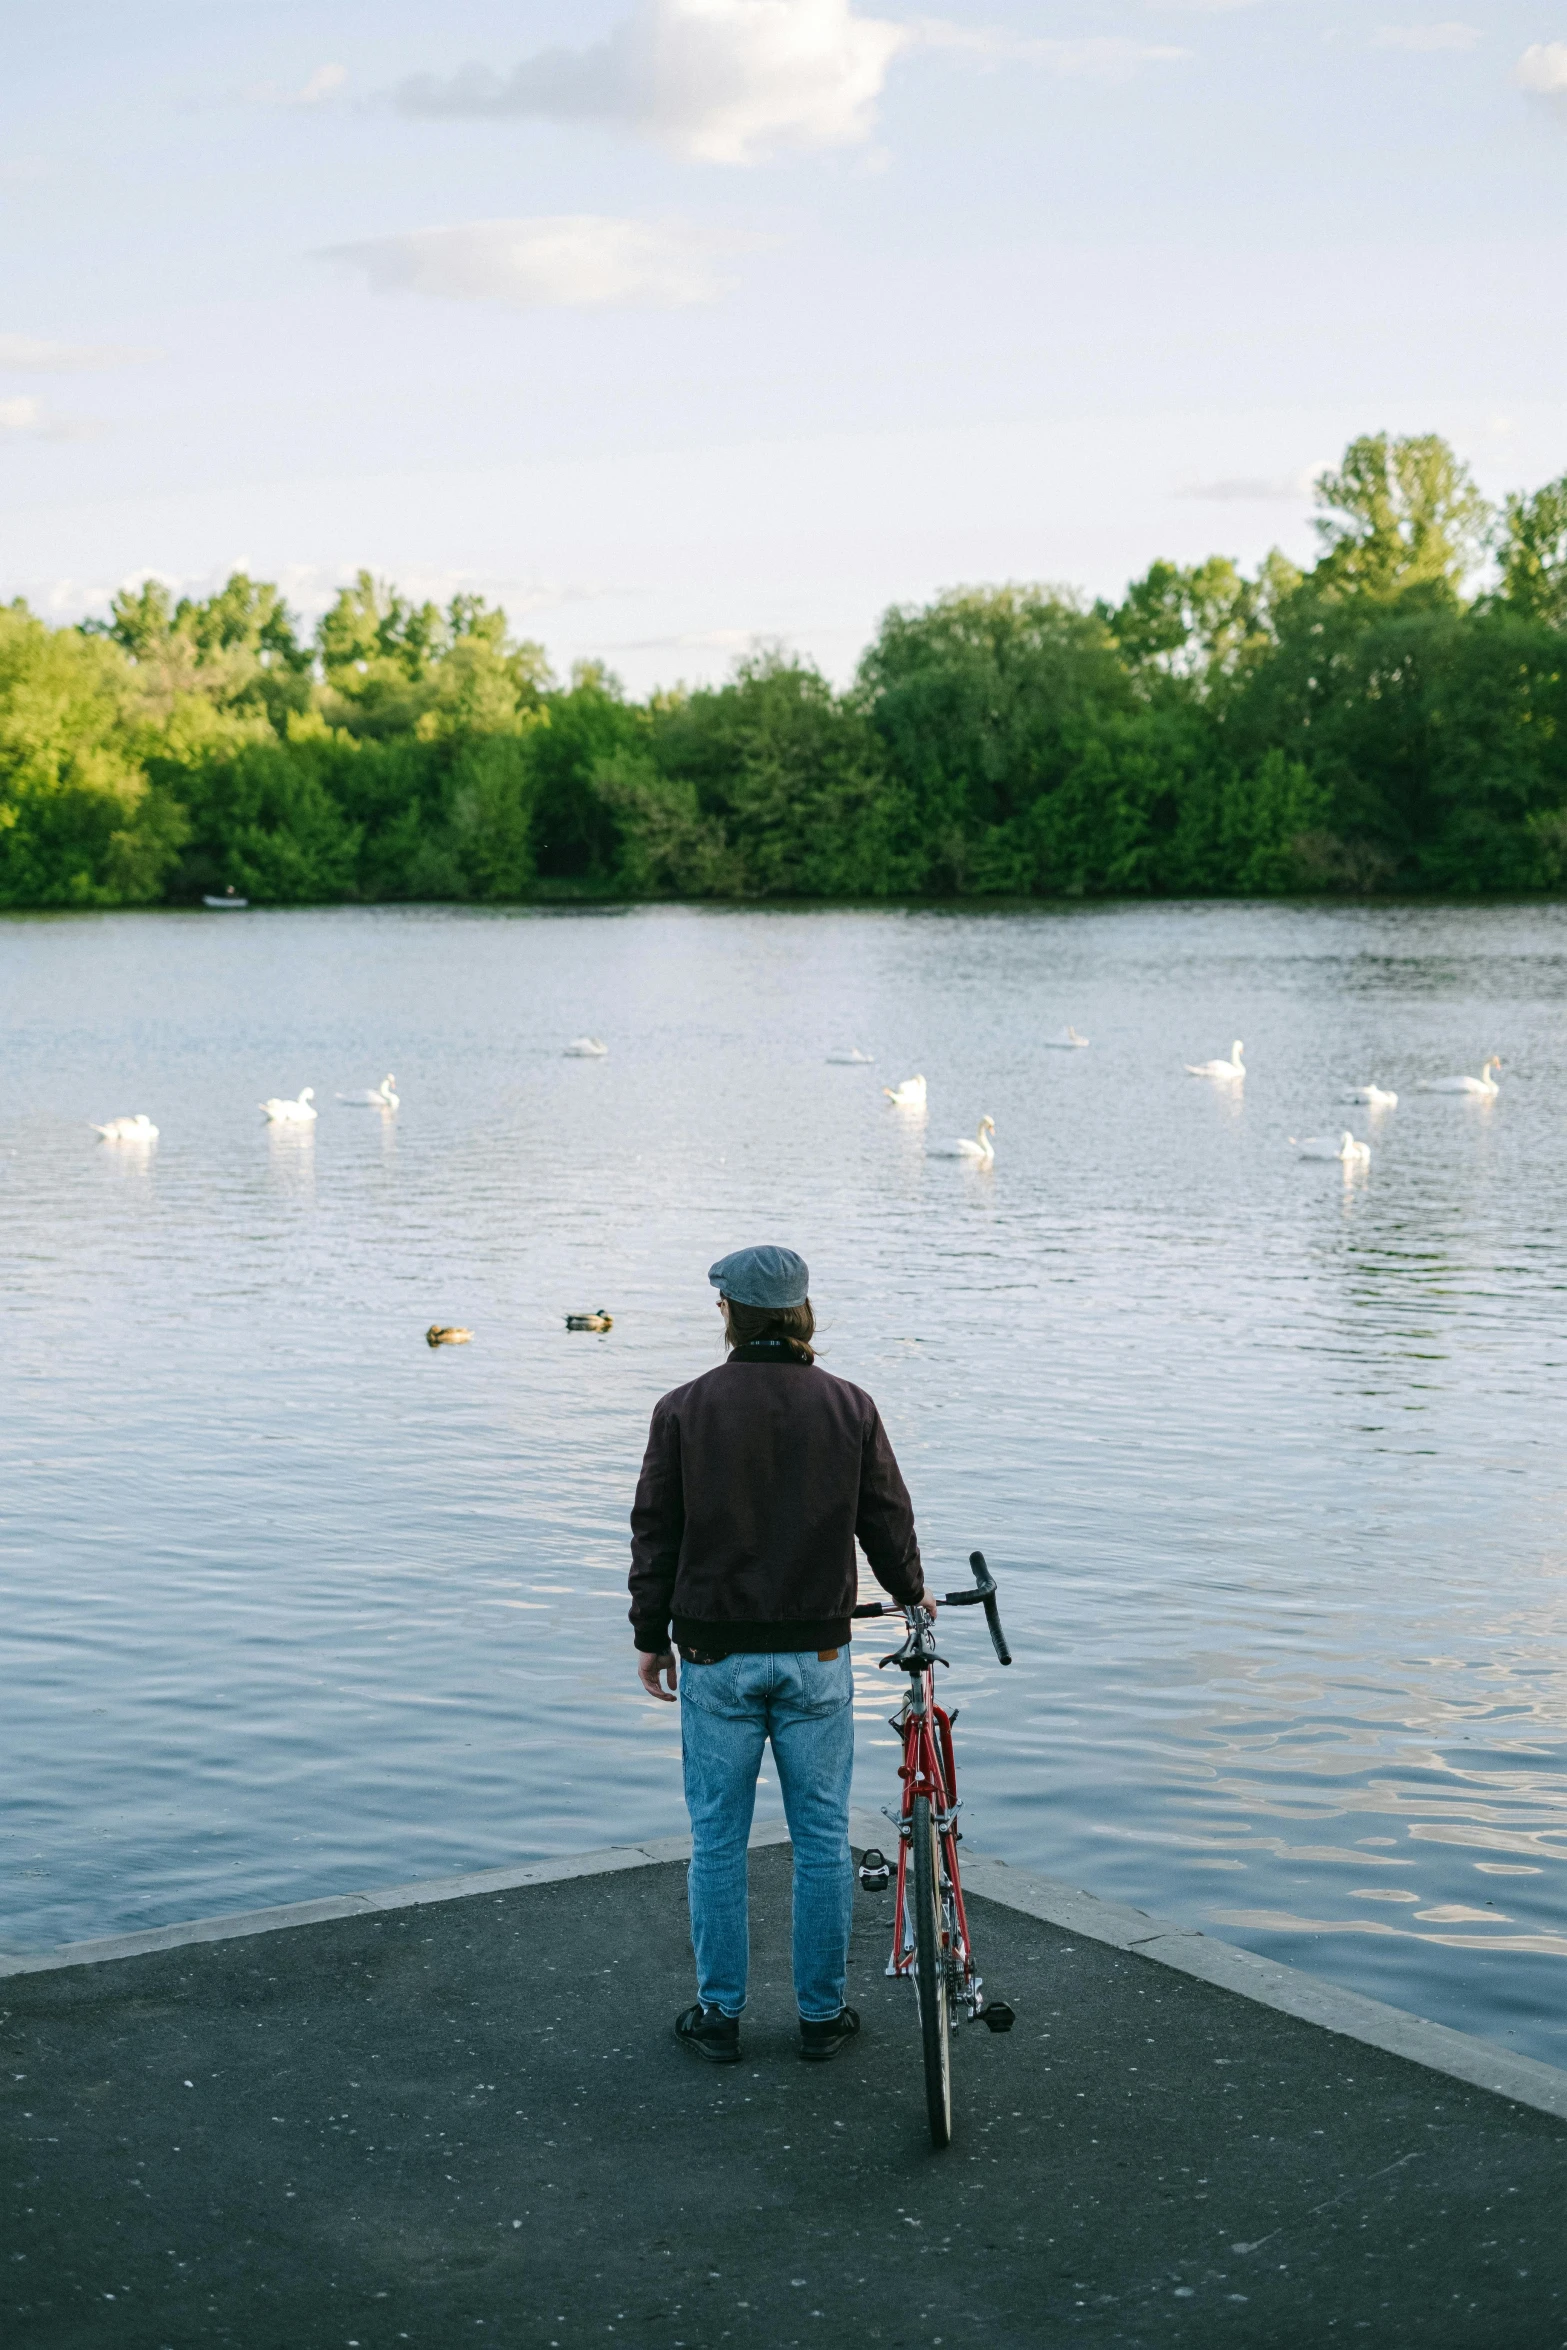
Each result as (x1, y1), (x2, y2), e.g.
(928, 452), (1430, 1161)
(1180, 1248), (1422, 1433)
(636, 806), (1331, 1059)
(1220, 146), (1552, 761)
(857, 587), (1133, 891)
(0, 603), (186, 906)
(1311, 433), (1491, 606)
(1497, 476), (1567, 630)
(1102, 551), (1302, 694)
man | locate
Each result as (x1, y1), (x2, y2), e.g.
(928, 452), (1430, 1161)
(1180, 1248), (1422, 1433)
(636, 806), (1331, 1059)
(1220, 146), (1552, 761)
(629, 1243), (930, 2065)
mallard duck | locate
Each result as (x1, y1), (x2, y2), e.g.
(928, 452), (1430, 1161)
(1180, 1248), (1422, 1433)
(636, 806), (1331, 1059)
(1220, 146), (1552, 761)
(565, 1310), (614, 1332)
(426, 1324), (474, 1347)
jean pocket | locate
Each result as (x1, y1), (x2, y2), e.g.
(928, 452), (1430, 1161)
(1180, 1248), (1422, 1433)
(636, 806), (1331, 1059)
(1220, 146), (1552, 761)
(792, 1649), (852, 1716)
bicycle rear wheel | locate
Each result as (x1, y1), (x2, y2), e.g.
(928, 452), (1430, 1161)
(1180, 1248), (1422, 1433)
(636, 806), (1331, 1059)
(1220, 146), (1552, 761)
(910, 1795), (952, 2148)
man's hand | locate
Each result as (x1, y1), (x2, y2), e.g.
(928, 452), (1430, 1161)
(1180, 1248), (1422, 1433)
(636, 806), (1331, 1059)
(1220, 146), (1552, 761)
(922, 1592), (939, 1621)
(638, 1648), (678, 1703)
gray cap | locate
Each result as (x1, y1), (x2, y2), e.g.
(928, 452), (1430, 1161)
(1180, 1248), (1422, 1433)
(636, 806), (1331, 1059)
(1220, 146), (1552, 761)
(708, 1244), (809, 1309)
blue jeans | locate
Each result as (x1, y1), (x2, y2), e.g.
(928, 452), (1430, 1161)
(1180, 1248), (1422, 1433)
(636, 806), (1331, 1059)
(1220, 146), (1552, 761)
(679, 1648), (855, 2023)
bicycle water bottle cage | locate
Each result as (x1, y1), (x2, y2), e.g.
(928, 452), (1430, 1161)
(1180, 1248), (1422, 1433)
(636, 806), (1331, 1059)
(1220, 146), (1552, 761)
(857, 1847), (891, 1892)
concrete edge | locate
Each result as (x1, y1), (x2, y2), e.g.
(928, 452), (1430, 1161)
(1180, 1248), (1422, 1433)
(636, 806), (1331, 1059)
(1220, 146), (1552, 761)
(940, 1839), (1567, 2127)
(0, 1825), (787, 1980)
(6, 1811), (1565, 2127)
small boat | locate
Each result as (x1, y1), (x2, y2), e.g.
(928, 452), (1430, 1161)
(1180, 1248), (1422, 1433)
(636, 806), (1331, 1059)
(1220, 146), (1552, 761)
(203, 889), (248, 910)
(426, 1325), (474, 1347)
(566, 1310), (614, 1332)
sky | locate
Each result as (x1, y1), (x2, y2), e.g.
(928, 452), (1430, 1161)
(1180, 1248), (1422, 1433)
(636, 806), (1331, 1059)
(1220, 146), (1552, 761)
(2, 1), (1565, 691)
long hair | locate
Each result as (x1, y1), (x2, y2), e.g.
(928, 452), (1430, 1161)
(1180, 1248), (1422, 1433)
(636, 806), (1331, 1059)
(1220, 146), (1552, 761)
(722, 1295), (816, 1365)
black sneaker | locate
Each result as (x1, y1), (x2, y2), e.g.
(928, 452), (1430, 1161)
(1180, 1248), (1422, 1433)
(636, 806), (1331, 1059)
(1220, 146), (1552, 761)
(675, 2003), (741, 2064)
(799, 2007), (860, 2063)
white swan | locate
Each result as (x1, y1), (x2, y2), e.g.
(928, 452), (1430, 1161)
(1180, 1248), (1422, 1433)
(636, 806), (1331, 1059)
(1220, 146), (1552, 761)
(1044, 1026), (1089, 1050)
(91, 1113), (158, 1142)
(565, 1037), (608, 1058)
(1186, 1041), (1245, 1082)
(1418, 1056), (1500, 1097)
(1291, 1130), (1370, 1166)
(261, 1087), (316, 1124)
(338, 1074), (399, 1109)
(932, 1115), (995, 1164)
(884, 1074), (927, 1109)
(1344, 1083), (1398, 1108)
(827, 1048), (875, 1065)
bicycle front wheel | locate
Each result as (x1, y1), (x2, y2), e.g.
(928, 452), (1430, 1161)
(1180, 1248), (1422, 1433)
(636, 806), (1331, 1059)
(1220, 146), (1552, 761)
(910, 1795), (952, 2148)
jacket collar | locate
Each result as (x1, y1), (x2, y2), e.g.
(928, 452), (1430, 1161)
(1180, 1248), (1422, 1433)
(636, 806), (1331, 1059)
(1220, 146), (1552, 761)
(728, 1340), (811, 1366)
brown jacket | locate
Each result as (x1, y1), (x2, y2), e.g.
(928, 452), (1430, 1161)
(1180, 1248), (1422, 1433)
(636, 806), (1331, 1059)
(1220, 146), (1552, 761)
(628, 1341), (924, 1654)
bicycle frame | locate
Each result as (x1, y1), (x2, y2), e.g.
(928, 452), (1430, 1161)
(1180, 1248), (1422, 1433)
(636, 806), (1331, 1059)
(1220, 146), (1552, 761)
(852, 1552), (1014, 2034)
(884, 1616), (985, 2015)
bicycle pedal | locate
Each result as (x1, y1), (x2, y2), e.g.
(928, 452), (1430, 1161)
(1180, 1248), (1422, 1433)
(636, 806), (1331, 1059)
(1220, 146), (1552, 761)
(979, 2000), (1016, 2034)
(857, 1847), (891, 1893)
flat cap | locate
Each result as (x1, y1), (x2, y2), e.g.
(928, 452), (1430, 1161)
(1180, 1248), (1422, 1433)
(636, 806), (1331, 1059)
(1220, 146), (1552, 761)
(708, 1244), (809, 1310)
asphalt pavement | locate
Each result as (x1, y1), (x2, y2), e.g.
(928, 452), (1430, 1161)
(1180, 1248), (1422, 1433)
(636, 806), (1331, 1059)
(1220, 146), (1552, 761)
(4, 1842), (1566, 2350)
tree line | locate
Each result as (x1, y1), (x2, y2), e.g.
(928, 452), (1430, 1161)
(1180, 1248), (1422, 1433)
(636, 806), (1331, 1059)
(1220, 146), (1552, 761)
(3, 431), (1565, 911)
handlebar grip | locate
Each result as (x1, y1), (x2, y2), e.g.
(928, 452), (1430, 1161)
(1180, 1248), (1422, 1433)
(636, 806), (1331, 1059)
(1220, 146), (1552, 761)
(969, 1549), (1012, 1666)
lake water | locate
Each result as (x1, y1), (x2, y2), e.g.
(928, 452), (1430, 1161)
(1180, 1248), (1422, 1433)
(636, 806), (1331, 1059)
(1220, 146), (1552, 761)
(3, 902), (1565, 2066)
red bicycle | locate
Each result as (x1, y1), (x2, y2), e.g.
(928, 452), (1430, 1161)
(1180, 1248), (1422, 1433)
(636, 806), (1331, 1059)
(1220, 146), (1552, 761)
(852, 1551), (1015, 2148)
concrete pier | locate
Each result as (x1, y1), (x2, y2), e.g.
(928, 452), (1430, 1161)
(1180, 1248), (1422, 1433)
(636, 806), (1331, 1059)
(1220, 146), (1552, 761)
(4, 1821), (1566, 2348)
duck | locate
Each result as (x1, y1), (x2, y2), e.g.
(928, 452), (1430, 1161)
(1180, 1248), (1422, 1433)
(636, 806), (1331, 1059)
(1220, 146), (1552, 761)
(1290, 1130), (1371, 1166)
(933, 1116), (996, 1164)
(565, 1310), (614, 1332)
(1185, 1041), (1245, 1082)
(1044, 1026), (1089, 1050)
(1418, 1056), (1501, 1097)
(565, 1037), (608, 1058)
(883, 1074), (928, 1109)
(826, 1048), (875, 1065)
(1344, 1083), (1398, 1108)
(338, 1074), (399, 1109)
(261, 1087), (316, 1124)
(91, 1113), (158, 1142)
(426, 1324), (473, 1347)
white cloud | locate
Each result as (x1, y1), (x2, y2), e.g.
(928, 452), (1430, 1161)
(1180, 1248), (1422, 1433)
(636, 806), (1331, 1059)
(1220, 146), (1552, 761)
(916, 23), (1187, 76)
(0, 395), (100, 440)
(247, 63), (347, 107)
(1179, 469), (1319, 503)
(320, 216), (726, 309)
(0, 334), (158, 371)
(1516, 42), (1567, 108)
(1371, 23), (1480, 52)
(397, 0), (909, 164)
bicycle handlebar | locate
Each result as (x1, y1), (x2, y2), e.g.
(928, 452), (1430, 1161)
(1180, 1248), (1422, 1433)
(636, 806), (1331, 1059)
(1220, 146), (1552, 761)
(850, 1549), (1012, 1667)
